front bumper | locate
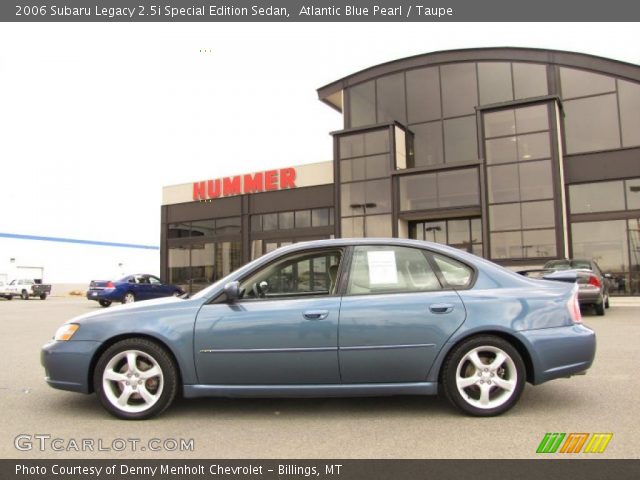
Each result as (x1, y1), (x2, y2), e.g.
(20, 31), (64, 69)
(519, 324), (596, 385)
(41, 340), (102, 393)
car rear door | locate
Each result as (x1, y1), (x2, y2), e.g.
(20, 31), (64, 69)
(338, 245), (467, 384)
(194, 248), (344, 385)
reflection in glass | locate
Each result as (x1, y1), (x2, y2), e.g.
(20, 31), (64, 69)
(191, 219), (215, 237)
(295, 210), (311, 228)
(278, 211), (294, 230)
(484, 110), (516, 138)
(563, 94), (621, 154)
(569, 181), (625, 214)
(560, 67), (615, 99)
(441, 63), (478, 118)
(438, 169), (480, 207)
(444, 115), (477, 163)
(478, 62), (513, 105)
(515, 104), (548, 134)
(490, 203), (521, 231)
(572, 220), (628, 280)
(488, 164), (519, 203)
(486, 136), (518, 164)
(618, 79), (640, 148)
(626, 179), (640, 210)
(377, 73), (406, 124)
(490, 231), (522, 259)
(521, 200), (555, 229)
(349, 81), (376, 127)
(513, 63), (548, 100)
(522, 229), (557, 257)
(399, 173), (438, 211)
(262, 213), (278, 231)
(410, 122), (444, 167)
(519, 160), (553, 201)
(517, 132), (551, 160)
(406, 66), (441, 123)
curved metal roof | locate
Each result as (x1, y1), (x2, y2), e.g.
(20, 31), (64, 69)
(317, 47), (640, 111)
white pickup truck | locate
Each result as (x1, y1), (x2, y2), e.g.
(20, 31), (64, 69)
(3, 279), (52, 300)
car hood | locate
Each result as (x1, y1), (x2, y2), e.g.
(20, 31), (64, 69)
(68, 296), (201, 326)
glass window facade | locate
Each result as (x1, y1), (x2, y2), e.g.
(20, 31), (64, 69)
(399, 168), (480, 212)
(569, 178), (640, 214)
(338, 128), (393, 238)
(412, 218), (483, 256)
(484, 103), (557, 260)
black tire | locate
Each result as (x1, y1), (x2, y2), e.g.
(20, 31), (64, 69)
(5, 295), (12, 300)
(122, 292), (135, 304)
(21, 290), (29, 300)
(595, 300), (605, 316)
(93, 338), (178, 420)
(604, 294), (610, 309)
(99, 300), (112, 308)
(40, 293), (47, 300)
(441, 335), (526, 417)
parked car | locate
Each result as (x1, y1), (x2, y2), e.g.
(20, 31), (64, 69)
(86, 274), (184, 307)
(43, 239), (595, 420)
(519, 259), (610, 316)
(4, 278), (51, 300)
(0, 281), (12, 300)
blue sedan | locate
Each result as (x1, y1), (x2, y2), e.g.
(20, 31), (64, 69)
(86, 274), (183, 307)
(43, 239), (595, 419)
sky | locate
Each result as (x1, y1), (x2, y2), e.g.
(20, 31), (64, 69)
(1, 22), (639, 246)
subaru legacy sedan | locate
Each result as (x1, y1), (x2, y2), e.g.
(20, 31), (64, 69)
(42, 239), (595, 419)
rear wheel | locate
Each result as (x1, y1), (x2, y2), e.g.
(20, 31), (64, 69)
(122, 292), (135, 304)
(442, 335), (525, 416)
(595, 300), (605, 316)
(21, 290), (29, 300)
(93, 338), (178, 420)
(99, 300), (112, 308)
(39, 293), (47, 300)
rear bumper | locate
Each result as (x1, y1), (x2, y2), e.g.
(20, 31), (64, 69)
(519, 324), (596, 385)
(41, 340), (102, 393)
(86, 290), (119, 301)
(578, 285), (602, 305)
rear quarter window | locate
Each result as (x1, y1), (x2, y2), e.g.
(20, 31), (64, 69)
(432, 253), (474, 288)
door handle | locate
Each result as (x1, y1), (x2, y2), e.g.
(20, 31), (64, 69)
(303, 310), (329, 320)
(429, 303), (454, 314)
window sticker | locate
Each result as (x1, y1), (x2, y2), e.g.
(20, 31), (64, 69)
(367, 250), (398, 285)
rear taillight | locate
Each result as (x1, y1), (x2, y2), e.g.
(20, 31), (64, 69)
(588, 274), (601, 288)
(568, 288), (582, 324)
(106, 281), (115, 289)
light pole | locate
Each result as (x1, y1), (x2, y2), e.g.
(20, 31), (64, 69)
(424, 225), (442, 243)
(350, 202), (377, 237)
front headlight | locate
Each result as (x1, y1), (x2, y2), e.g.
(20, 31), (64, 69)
(54, 324), (79, 341)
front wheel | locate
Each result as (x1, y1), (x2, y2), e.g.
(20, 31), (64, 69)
(441, 335), (525, 417)
(93, 338), (178, 420)
(40, 293), (47, 300)
(21, 290), (29, 300)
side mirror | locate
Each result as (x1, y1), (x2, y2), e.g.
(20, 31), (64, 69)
(223, 281), (241, 301)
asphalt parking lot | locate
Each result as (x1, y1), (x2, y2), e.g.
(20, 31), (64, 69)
(1, 296), (638, 459)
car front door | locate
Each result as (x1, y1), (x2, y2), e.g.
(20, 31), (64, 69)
(147, 275), (168, 298)
(194, 248), (344, 385)
(338, 245), (468, 384)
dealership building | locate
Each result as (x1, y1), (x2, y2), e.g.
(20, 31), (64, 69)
(161, 47), (640, 295)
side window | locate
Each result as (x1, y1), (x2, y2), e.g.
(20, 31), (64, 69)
(347, 245), (441, 295)
(240, 249), (343, 299)
(149, 276), (162, 285)
(432, 253), (473, 288)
